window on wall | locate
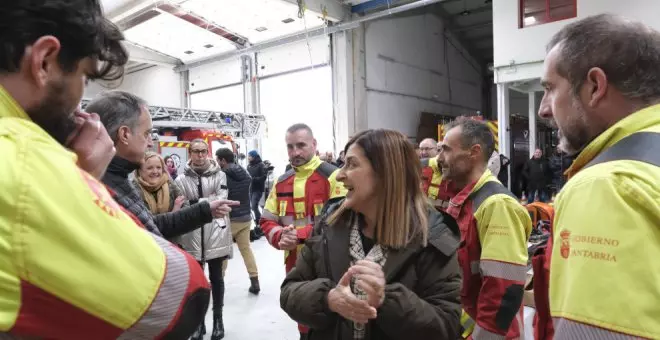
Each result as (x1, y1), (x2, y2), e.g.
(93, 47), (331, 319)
(259, 66), (334, 176)
(189, 84), (244, 112)
(519, 0), (576, 28)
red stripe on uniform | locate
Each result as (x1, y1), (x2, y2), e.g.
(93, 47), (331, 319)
(11, 280), (123, 339)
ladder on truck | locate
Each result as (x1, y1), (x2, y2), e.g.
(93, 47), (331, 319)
(79, 99), (266, 139)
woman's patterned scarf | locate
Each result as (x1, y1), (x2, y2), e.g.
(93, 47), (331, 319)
(348, 215), (388, 340)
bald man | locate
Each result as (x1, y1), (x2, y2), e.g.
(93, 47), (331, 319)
(419, 138), (438, 158)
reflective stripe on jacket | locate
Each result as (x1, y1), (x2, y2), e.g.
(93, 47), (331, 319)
(260, 156), (346, 273)
(446, 170), (531, 339)
(550, 104), (660, 339)
(175, 162), (232, 261)
(0, 86), (209, 339)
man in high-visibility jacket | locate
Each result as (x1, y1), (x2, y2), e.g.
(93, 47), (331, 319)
(421, 155), (455, 211)
(438, 117), (531, 339)
(538, 14), (660, 339)
(261, 123), (346, 339)
(0, 1), (210, 338)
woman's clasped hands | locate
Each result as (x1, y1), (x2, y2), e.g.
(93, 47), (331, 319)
(327, 260), (386, 324)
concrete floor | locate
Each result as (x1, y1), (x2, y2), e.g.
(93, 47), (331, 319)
(199, 237), (298, 340)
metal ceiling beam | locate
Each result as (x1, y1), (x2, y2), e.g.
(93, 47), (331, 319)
(155, 2), (249, 48)
(108, 0), (157, 23)
(124, 41), (183, 67)
(115, 1), (249, 48)
(279, 0), (351, 22)
(176, 0), (449, 72)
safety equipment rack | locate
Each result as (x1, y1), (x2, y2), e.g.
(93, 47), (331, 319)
(80, 99), (265, 138)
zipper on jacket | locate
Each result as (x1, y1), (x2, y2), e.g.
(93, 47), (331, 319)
(197, 176), (206, 265)
(323, 228), (333, 281)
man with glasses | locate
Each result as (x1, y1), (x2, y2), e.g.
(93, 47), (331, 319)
(419, 138), (438, 158)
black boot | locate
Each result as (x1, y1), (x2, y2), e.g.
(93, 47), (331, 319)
(190, 321), (204, 340)
(249, 277), (260, 295)
(211, 311), (225, 340)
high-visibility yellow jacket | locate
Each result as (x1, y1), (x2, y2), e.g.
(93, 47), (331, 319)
(550, 104), (660, 339)
(260, 156), (346, 273)
(421, 157), (455, 211)
(0, 86), (210, 339)
(446, 170), (531, 339)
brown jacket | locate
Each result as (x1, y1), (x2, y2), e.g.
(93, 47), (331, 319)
(280, 198), (462, 340)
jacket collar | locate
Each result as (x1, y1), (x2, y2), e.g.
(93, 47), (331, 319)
(106, 156), (140, 179)
(323, 204), (449, 282)
(0, 85), (30, 120)
(567, 104), (660, 178)
(449, 169), (493, 207)
(293, 156), (322, 177)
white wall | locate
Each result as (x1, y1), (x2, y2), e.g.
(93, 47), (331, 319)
(85, 65), (182, 107)
(364, 13), (483, 139)
(493, 0), (660, 81)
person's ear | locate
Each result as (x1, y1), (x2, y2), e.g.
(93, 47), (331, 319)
(584, 67), (608, 108)
(26, 36), (62, 89)
(470, 144), (483, 160)
(117, 126), (131, 145)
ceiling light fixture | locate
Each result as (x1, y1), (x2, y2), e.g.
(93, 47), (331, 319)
(255, 27), (268, 32)
(282, 18), (295, 24)
(184, 50), (194, 54)
(203, 44), (214, 48)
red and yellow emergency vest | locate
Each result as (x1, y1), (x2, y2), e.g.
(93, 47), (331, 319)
(550, 104), (660, 339)
(0, 86), (210, 339)
(421, 157), (454, 211)
(446, 170), (531, 339)
(260, 156), (346, 272)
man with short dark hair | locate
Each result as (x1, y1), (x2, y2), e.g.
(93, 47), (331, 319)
(216, 148), (260, 295)
(438, 117), (531, 339)
(261, 123), (346, 339)
(0, 1), (210, 338)
(88, 90), (237, 239)
(536, 14), (660, 339)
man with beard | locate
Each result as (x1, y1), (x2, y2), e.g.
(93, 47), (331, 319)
(87, 90), (238, 240)
(536, 14), (660, 339)
(421, 140), (454, 212)
(260, 123), (346, 340)
(0, 1), (212, 338)
(438, 117), (531, 339)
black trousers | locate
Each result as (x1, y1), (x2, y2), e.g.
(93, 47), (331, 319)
(199, 256), (227, 312)
(250, 191), (263, 223)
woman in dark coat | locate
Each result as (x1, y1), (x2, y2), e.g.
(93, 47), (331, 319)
(280, 129), (462, 340)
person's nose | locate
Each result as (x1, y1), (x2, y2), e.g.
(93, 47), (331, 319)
(336, 168), (346, 182)
(538, 94), (552, 119)
(147, 139), (154, 149)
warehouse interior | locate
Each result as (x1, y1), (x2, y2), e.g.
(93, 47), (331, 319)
(84, 1), (598, 339)
(8, 0), (660, 339)
(88, 0), (499, 176)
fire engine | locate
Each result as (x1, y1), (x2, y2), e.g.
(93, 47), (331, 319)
(80, 99), (266, 173)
